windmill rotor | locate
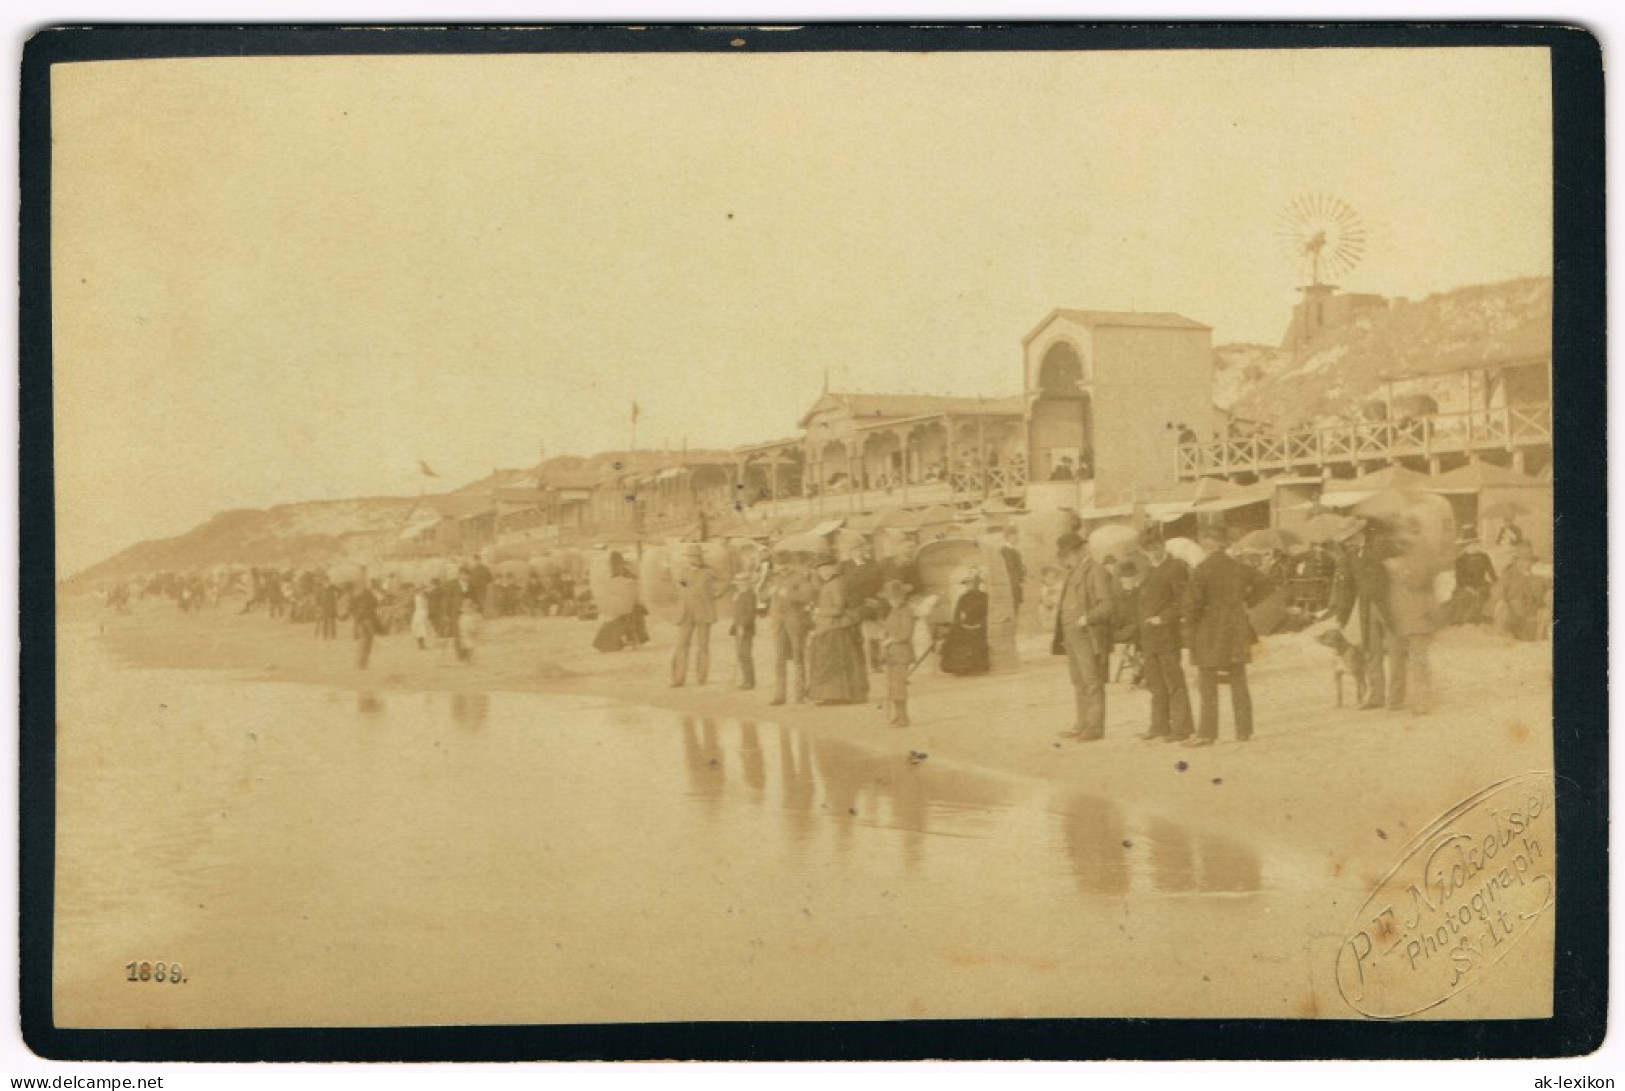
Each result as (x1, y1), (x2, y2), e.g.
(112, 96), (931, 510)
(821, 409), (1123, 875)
(1277, 193), (1366, 287)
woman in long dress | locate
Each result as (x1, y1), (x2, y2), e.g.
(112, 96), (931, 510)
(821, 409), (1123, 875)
(805, 559), (870, 704)
(592, 551), (647, 652)
(938, 572), (990, 675)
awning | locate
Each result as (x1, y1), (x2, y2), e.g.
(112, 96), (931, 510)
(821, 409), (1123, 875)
(656, 467), (687, 481)
(1317, 490), (1376, 508)
(807, 518), (846, 537)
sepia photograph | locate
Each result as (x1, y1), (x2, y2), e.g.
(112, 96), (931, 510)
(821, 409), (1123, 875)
(20, 22), (1605, 1063)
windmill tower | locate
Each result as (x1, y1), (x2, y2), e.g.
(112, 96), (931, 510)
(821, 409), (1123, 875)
(1277, 193), (1367, 350)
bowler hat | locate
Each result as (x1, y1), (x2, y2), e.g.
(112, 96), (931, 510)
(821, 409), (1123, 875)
(881, 578), (912, 600)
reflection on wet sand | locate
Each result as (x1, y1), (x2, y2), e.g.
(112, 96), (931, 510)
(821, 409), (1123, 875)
(55, 649), (1282, 1028)
(450, 691), (488, 728)
(674, 717), (1262, 894)
(1061, 797), (1262, 896)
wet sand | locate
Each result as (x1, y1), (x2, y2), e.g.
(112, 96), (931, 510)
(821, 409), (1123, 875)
(55, 594), (1556, 1024)
(77, 595), (1553, 858)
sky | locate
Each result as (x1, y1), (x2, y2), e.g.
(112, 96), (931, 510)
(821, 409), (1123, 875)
(49, 43), (1552, 576)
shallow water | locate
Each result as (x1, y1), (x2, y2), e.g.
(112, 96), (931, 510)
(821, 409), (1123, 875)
(54, 627), (1300, 1027)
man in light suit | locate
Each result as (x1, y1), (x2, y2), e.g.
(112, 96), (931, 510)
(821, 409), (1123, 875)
(671, 543), (729, 687)
(765, 559), (815, 705)
(1053, 532), (1118, 742)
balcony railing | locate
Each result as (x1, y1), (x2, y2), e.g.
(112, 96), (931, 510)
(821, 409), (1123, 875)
(1176, 402), (1552, 480)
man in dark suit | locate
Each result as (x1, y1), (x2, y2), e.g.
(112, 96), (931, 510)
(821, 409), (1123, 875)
(1332, 519), (1404, 709)
(842, 540), (886, 671)
(1053, 532), (1117, 742)
(1183, 530), (1261, 745)
(1135, 531), (1194, 742)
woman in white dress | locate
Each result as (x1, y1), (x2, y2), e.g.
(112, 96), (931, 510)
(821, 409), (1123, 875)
(410, 584), (433, 650)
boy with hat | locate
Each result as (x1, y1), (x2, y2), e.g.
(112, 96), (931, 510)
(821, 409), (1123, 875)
(880, 578), (917, 726)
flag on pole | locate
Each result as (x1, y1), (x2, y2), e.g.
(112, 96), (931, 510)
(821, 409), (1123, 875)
(418, 460), (439, 478)
(630, 400), (641, 425)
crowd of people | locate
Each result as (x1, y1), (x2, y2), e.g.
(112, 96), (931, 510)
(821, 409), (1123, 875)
(109, 558), (605, 669)
(98, 509), (1548, 737)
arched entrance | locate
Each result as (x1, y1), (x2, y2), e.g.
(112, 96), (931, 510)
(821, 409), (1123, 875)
(1030, 340), (1092, 480)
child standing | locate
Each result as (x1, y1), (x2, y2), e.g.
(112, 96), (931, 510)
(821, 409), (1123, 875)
(880, 579), (917, 727)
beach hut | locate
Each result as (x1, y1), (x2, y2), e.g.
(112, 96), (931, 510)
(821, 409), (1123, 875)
(1427, 460), (1551, 557)
(915, 538), (1018, 672)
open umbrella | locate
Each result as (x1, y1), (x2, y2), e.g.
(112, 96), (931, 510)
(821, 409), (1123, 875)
(1304, 512), (1358, 544)
(1087, 523), (1138, 564)
(1235, 526), (1301, 554)
(773, 532), (833, 557)
(1480, 500), (1531, 521)
(1162, 537), (1207, 568)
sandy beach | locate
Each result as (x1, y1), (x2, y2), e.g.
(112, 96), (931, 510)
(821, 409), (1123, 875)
(74, 593), (1554, 901)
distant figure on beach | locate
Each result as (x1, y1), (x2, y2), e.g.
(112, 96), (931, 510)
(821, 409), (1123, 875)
(939, 571), (989, 676)
(411, 584), (433, 649)
(1133, 531), (1193, 743)
(670, 543), (728, 687)
(880, 578), (917, 726)
(765, 558), (815, 706)
(842, 541), (885, 672)
(1496, 549), (1544, 642)
(315, 576), (339, 640)
(1184, 530), (1263, 744)
(350, 579), (380, 670)
(456, 599), (482, 662)
(1494, 514), (1526, 547)
(592, 551), (648, 652)
(1332, 518), (1403, 710)
(1447, 530), (1496, 626)
(1053, 532), (1116, 742)
(999, 527), (1027, 623)
(729, 571), (758, 690)
(805, 557), (869, 705)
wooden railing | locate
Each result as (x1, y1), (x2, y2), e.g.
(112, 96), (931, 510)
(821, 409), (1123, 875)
(1176, 402), (1552, 479)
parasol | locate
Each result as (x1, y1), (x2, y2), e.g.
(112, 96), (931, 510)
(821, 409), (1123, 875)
(1162, 537), (1207, 568)
(1480, 500), (1531, 522)
(1235, 526), (1302, 554)
(1304, 512), (1358, 544)
(773, 532), (833, 557)
(1087, 523), (1138, 564)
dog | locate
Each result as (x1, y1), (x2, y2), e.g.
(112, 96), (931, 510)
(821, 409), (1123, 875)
(1315, 628), (1368, 708)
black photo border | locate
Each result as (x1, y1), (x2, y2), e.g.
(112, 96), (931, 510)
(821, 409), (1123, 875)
(17, 21), (1608, 1063)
